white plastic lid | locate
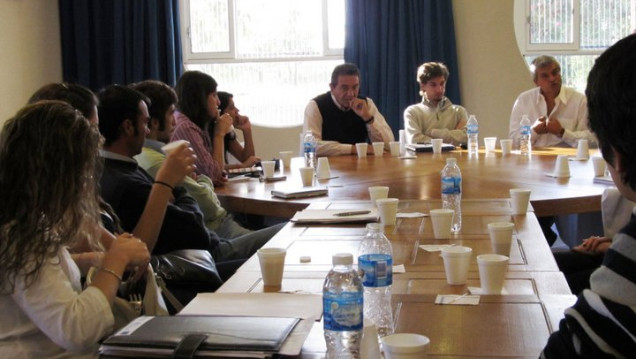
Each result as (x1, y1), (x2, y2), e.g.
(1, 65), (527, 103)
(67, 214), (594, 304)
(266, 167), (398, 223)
(332, 253), (353, 266)
(446, 158), (457, 165)
(366, 222), (381, 231)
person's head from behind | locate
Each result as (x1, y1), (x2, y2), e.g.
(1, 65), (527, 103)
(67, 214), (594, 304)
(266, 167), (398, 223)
(97, 85), (150, 155)
(586, 34), (636, 201)
(130, 80), (178, 144)
(329, 63), (361, 110)
(531, 55), (562, 96)
(0, 101), (103, 292)
(218, 91), (240, 121)
(175, 70), (219, 129)
(28, 83), (99, 124)
(417, 62), (449, 103)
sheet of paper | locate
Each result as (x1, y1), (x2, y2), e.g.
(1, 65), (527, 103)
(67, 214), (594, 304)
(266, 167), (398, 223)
(396, 212), (428, 218)
(435, 294), (480, 305)
(393, 264), (406, 273)
(468, 286), (510, 295)
(291, 208), (378, 224)
(419, 244), (455, 252)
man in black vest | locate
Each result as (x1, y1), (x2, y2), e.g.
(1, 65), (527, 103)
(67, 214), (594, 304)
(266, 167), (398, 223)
(303, 63), (394, 156)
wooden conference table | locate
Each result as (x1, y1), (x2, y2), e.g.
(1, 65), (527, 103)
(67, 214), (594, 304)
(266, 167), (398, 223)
(191, 199), (577, 358)
(215, 146), (612, 218)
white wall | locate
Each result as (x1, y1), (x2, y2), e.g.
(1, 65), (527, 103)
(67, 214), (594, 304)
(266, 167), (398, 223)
(0, 0), (62, 128)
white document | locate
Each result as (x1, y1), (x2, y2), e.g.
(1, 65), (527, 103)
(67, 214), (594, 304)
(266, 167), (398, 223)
(291, 208), (378, 224)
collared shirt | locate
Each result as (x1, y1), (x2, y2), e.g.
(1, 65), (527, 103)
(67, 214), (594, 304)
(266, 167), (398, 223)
(303, 93), (394, 156)
(509, 86), (596, 148)
(99, 149), (137, 164)
(403, 95), (468, 145)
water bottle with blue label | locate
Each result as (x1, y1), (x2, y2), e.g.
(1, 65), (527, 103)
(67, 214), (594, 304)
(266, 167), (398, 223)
(441, 157), (462, 232)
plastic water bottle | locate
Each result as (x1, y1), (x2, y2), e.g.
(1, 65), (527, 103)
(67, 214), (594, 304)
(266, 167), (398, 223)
(358, 223), (394, 338)
(441, 158), (462, 232)
(323, 253), (364, 359)
(519, 115), (531, 156)
(466, 114), (479, 155)
(303, 131), (317, 168)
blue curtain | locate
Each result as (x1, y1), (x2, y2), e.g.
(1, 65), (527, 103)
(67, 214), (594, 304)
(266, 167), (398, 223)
(345, 0), (460, 136)
(59, 0), (182, 91)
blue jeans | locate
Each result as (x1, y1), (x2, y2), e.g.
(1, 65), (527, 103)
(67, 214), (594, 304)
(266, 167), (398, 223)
(211, 222), (286, 262)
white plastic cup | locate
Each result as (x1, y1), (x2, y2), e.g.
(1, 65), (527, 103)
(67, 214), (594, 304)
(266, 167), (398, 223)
(368, 186), (390, 205)
(553, 154), (570, 177)
(399, 130), (406, 156)
(429, 209), (454, 239)
(509, 188), (531, 215)
(279, 151), (293, 169)
(376, 198), (399, 225)
(500, 139), (512, 156)
(477, 254), (509, 294)
(576, 139), (590, 160)
(441, 246), (473, 285)
(316, 157), (331, 179)
(488, 222), (515, 255)
(361, 319), (381, 359)
(372, 142), (384, 157)
(161, 139), (189, 154)
(592, 156), (607, 177)
(261, 160), (276, 179)
(484, 137), (497, 152)
(257, 247), (286, 287)
(381, 333), (430, 359)
(431, 138), (443, 154)
(356, 143), (368, 158)
(299, 167), (314, 187)
(390, 141), (400, 157)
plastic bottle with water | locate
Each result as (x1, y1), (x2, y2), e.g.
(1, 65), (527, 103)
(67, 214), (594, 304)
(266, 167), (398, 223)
(303, 131), (317, 169)
(466, 114), (479, 155)
(519, 115), (531, 156)
(323, 253), (364, 359)
(441, 158), (462, 232)
(358, 223), (394, 338)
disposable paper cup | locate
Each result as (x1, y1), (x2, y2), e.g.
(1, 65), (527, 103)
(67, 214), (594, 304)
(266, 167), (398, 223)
(399, 130), (406, 156)
(316, 157), (331, 179)
(441, 246), (473, 285)
(553, 154), (570, 177)
(576, 139), (589, 159)
(368, 186), (390, 205)
(592, 156), (607, 177)
(279, 151), (293, 169)
(376, 198), (399, 225)
(361, 319), (381, 359)
(257, 247), (286, 287)
(509, 188), (531, 215)
(299, 167), (314, 187)
(261, 160), (276, 179)
(484, 137), (497, 152)
(356, 143), (368, 158)
(372, 142), (384, 157)
(477, 254), (509, 294)
(390, 141), (400, 157)
(161, 139), (189, 154)
(381, 333), (430, 359)
(500, 139), (512, 156)
(429, 209), (454, 239)
(488, 222), (515, 255)
(429, 138), (443, 154)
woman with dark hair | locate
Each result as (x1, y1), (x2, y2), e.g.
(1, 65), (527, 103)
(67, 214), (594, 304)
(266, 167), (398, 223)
(217, 91), (260, 170)
(172, 70), (233, 186)
(29, 82), (99, 124)
(0, 101), (149, 358)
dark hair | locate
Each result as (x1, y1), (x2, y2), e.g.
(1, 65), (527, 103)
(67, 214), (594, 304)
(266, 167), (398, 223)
(28, 83), (98, 119)
(97, 85), (150, 146)
(586, 34), (636, 190)
(130, 80), (177, 131)
(0, 101), (102, 293)
(417, 62), (449, 84)
(330, 63), (360, 87)
(175, 71), (218, 129)
(218, 91), (234, 114)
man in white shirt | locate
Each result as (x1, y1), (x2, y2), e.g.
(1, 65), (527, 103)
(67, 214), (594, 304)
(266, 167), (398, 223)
(404, 62), (468, 145)
(509, 55), (596, 148)
(303, 63), (394, 156)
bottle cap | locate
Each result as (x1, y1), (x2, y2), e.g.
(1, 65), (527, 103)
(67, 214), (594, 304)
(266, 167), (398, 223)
(300, 256), (311, 263)
(332, 253), (353, 266)
(446, 157), (457, 165)
(365, 222), (381, 231)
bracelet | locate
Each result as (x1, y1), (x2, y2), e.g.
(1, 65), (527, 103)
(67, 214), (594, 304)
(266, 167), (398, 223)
(100, 267), (123, 283)
(364, 116), (375, 124)
(153, 180), (174, 191)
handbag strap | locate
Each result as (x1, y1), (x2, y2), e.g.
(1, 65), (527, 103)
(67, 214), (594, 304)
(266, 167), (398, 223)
(155, 274), (184, 312)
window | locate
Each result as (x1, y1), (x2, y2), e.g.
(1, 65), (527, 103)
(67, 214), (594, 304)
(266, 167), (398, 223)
(514, 0), (635, 92)
(180, 0), (345, 127)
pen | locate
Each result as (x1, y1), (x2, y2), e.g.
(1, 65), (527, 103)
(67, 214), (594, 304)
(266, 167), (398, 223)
(333, 210), (371, 217)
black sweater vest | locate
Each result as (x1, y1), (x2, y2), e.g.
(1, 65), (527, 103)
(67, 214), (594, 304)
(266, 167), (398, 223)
(313, 92), (369, 145)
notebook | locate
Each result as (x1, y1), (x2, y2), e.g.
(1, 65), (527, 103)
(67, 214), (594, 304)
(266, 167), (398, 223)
(271, 186), (328, 199)
(291, 208), (378, 224)
(405, 143), (456, 152)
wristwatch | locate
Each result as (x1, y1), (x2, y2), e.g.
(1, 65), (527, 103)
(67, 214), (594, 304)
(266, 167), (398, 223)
(364, 116), (375, 125)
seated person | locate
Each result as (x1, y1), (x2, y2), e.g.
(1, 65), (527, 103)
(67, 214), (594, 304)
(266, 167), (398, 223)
(217, 91), (260, 169)
(0, 101), (150, 358)
(303, 63), (394, 156)
(131, 80), (284, 240)
(404, 62), (468, 145)
(541, 34), (636, 358)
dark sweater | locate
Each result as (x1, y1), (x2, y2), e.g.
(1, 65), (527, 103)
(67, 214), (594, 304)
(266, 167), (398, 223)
(314, 92), (369, 144)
